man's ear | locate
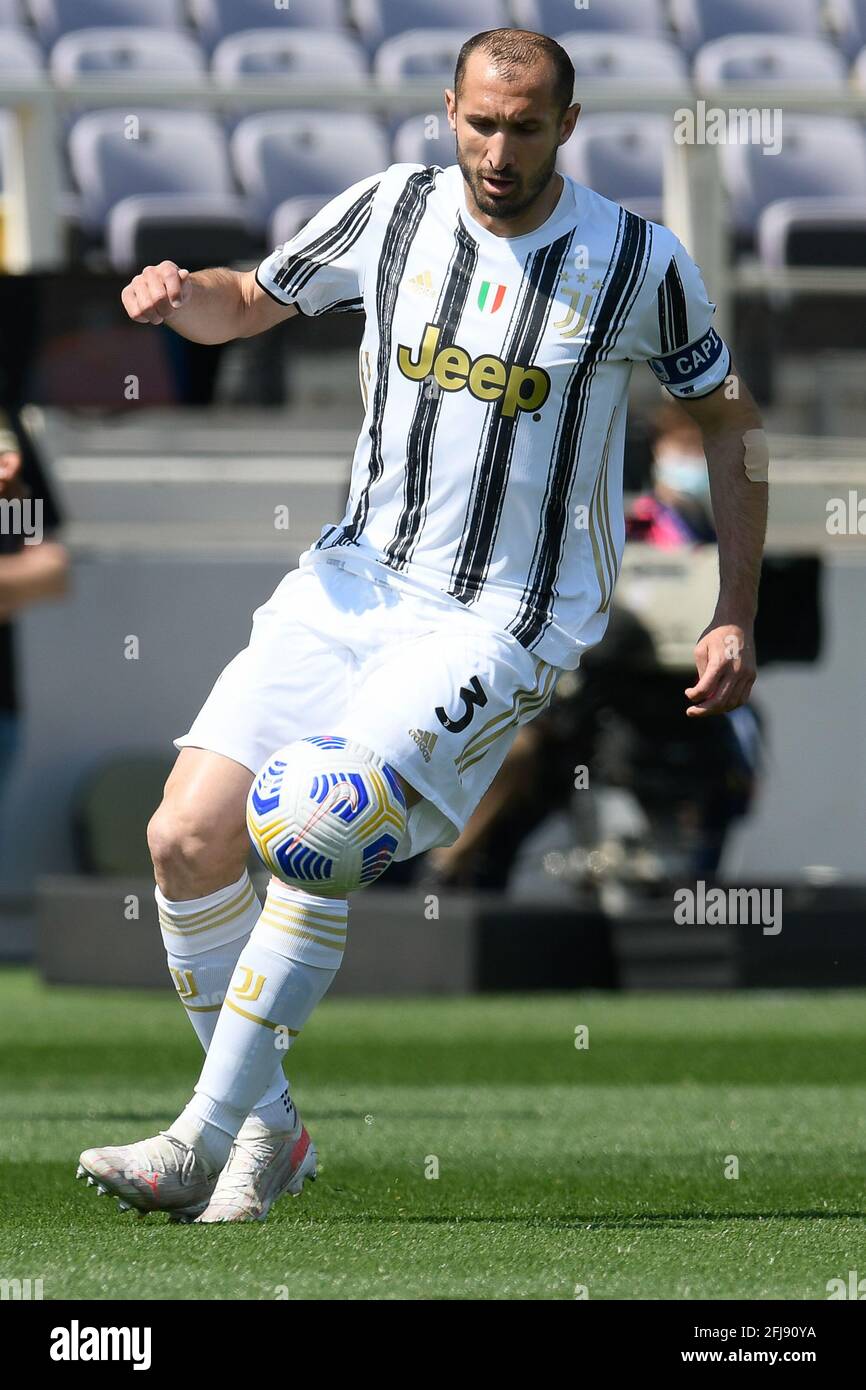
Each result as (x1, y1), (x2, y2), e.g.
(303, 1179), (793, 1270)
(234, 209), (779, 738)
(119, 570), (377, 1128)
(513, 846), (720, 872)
(560, 101), (581, 145)
(444, 88), (457, 131)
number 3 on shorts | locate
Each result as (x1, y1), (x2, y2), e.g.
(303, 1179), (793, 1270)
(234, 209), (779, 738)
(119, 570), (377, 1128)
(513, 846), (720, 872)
(434, 675), (488, 734)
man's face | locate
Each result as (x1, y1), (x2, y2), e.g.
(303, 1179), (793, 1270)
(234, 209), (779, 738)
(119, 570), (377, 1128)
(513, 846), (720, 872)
(446, 53), (579, 222)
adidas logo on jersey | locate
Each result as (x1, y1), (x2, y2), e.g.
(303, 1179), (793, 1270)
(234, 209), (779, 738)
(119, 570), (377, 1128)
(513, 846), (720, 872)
(405, 270), (436, 297)
(409, 728), (438, 762)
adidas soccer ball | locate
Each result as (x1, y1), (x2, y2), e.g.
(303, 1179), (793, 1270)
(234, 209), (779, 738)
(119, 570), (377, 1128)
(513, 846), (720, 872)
(246, 736), (408, 897)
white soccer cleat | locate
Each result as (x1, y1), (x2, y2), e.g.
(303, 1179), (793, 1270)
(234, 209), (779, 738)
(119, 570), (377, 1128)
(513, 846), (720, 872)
(76, 1131), (217, 1219)
(195, 1115), (317, 1224)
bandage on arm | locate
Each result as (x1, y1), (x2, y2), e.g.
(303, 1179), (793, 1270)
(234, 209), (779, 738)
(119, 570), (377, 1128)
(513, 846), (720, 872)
(742, 428), (769, 483)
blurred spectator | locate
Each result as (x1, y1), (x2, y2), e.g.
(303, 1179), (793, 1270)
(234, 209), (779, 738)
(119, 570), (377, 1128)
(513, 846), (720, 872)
(0, 414), (69, 789)
(0, 266), (70, 801)
(626, 400), (716, 546)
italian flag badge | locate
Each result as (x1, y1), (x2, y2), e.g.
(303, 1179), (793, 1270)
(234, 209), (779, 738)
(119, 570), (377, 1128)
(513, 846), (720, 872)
(477, 280), (507, 313)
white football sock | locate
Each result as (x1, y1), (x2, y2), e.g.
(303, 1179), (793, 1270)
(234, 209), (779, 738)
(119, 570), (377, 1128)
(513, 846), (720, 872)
(157, 870), (288, 1112)
(251, 1086), (300, 1137)
(169, 880), (345, 1169)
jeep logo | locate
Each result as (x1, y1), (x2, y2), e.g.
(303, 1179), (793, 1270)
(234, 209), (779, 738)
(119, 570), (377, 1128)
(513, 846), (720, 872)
(397, 322), (550, 418)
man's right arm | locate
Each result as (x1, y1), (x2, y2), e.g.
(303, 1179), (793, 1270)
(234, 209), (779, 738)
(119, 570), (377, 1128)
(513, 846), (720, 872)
(120, 262), (298, 344)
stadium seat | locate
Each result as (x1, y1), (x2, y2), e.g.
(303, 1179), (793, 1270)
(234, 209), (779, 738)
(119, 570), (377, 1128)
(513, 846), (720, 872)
(0, 26), (44, 70)
(107, 191), (259, 272)
(190, 0), (345, 52)
(557, 112), (668, 221)
(391, 113), (455, 169)
(670, 0), (824, 56)
(556, 33), (687, 82)
(721, 115), (866, 237)
(29, 0), (184, 47)
(758, 196), (866, 269)
(693, 35), (847, 86)
(352, 0), (508, 53)
(269, 193), (333, 249)
(213, 28), (367, 80)
(51, 27), (206, 82)
(511, 0), (667, 36)
(68, 109), (236, 233)
(374, 28), (473, 82)
(826, 0), (866, 58)
(213, 31), (370, 141)
(231, 110), (389, 226)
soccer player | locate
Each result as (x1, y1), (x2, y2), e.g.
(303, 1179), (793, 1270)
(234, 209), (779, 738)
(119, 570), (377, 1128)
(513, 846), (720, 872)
(77, 29), (767, 1223)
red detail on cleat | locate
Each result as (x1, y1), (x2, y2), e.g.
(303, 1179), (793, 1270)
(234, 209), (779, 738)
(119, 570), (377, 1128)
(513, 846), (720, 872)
(290, 1129), (311, 1169)
(135, 1171), (160, 1196)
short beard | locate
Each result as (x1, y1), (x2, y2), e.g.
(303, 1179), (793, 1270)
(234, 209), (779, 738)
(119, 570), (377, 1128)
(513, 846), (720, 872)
(456, 140), (560, 222)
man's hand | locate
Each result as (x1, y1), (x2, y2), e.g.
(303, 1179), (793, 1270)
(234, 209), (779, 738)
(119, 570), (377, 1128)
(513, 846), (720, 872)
(119, 264), (296, 344)
(685, 621), (756, 717)
(121, 261), (192, 326)
(676, 360), (766, 720)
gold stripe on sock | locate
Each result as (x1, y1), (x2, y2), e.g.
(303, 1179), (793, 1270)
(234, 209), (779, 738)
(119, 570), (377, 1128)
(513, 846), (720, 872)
(158, 888), (259, 939)
(259, 911), (346, 954)
(166, 876), (256, 925)
(158, 889), (257, 935)
(158, 878), (257, 932)
(159, 914), (253, 940)
(262, 900), (346, 930)
(261, 902), (347, 937)
(225, 998), (299, 1034)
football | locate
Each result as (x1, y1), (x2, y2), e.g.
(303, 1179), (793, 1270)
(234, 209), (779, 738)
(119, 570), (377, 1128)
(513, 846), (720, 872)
(246, 735), (408, 896)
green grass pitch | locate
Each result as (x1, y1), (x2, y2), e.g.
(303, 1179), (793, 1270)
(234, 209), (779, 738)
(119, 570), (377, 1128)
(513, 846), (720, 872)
(1, 968), (864, 1300)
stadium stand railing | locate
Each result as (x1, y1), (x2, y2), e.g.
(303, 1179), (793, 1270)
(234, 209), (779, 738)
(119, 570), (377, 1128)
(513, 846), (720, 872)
(4, 73), (866, 336)
(3, 0), (866, 332)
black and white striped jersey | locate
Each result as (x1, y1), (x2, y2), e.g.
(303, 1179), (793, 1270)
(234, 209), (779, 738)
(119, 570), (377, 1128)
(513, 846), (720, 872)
(256, 162), (730, 670)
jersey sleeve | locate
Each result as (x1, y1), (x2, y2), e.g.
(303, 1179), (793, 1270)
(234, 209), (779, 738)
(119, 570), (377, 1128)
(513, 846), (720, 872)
(255, 171), (384, 316)
(630, 236), (731, 399)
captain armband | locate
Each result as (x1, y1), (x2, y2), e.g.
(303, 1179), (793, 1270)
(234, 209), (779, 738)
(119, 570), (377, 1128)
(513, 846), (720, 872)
(647, 326), (731, 400)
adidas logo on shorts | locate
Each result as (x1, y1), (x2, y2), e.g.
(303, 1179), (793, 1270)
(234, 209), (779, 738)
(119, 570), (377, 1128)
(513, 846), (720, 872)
(409, 728), (438, 763)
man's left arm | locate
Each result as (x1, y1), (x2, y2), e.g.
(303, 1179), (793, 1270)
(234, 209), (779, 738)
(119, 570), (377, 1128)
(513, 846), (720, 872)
(677, 368), (768, 717)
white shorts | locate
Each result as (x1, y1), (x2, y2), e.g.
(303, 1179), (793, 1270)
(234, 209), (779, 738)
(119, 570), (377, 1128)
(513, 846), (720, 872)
(175, 553), (561, 861)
